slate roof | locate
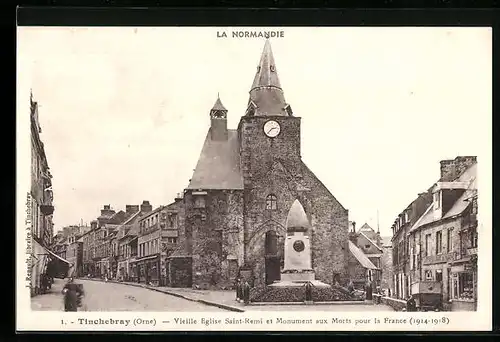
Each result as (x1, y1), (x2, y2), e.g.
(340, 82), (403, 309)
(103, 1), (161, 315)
(348, 240), (378, 270)
(211, 96), (227, 111)
(358, 231), (383, 252)
(408, 163), (476, 234)
(187, 129), (244, 190)
(248, 39), (288, 117)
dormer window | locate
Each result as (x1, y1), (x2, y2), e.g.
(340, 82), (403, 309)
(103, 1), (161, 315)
(284, 104), (293, 116)
(246, 101), (257, 116)
(434, 191), (441, 209)
(270, 65), (276, 72)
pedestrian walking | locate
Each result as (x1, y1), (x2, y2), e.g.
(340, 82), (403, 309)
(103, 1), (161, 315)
(365, 280), (373, 300)
(406, 295), (417, 312)
(235, 278), (241, 301)
(62, 278), (84, 312)
(243, 281), (250, 305)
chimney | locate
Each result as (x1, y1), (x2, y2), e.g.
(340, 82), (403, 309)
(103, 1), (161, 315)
(140, 200), (153, 213)
(440, 160), (456, 182)
(174, 192), (184, 202)
(90, 220), (98, 230)
(440, 156), (477, 182)
(126, 205), (140, 215)
(100, 204), (115, 217)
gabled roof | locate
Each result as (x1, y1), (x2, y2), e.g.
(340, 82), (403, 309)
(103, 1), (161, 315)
(359, 223), (374, 231)
(348, 241), (378, 270)
(187, 130), (244, 190)
(122, 210), (142, 225)
(358, 231), (383, 252)
(409, 163), (476, 234)
(408, 204), (434, 234)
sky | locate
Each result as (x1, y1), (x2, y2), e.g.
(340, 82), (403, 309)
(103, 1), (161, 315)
(17, 27), (492, 238)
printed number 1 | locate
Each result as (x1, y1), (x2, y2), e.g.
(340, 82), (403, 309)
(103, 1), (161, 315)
(61, 319), (65, 325)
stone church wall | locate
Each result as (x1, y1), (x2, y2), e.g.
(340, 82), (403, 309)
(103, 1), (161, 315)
(184, 190), (244, 289)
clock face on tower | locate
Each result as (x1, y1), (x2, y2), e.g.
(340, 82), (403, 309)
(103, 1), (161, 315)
(263, 120), (281, 138)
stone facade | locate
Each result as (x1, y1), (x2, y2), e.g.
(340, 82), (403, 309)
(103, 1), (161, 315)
(391, 156), (477, 311)
(29, 92), (56, 296)
(173, 40), (349, 290)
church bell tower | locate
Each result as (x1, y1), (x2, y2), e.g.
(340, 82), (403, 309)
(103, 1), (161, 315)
(238, 39), (302, 181)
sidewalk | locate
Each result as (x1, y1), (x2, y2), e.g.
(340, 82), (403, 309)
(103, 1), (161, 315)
(81, 278), (245, 312)
(31, 278), (65, 311)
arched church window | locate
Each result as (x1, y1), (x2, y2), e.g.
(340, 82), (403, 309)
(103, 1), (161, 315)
(265, 194), (277, 210)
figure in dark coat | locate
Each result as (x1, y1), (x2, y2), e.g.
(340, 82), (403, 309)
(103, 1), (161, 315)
(235, 278), (241, 301)
(62, 278), (83, 312)
(243, 281), (250, 305)
(365, 281), (373, 300)
(406, 295), (417, 312)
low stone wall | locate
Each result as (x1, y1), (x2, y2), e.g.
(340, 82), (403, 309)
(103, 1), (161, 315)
(373, 294), (406, 311)
(250, 285), (362, 303)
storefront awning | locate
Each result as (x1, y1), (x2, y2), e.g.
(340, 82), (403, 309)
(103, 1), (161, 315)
(46, 248), (72, 265)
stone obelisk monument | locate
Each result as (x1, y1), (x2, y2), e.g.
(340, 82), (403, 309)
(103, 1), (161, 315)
(270, 199), (330, 287)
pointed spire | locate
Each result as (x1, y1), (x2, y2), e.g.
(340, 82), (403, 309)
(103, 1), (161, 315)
(247, 39), (289, 117)
(286, 199), (310, 232)
(251, 39), (282, 91)
(211, 93), (227, 112)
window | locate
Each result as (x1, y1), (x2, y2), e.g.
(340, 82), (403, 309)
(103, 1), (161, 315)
(425, 234), (431, 256)
(468, 228), (478, 248)
(457, 272), (474, 300)
(436, 231), (443, 254)
(265, 194), (278, 210)
(411, 248), (415, 270)
(425, 270), (433, 280)
(436, 269), (443, 282)
(194, 196), (206, 209)
(365, 245), (370, 249)
(167, 237), (177, 244)
(434, 191), (441, 209)
(447, 228), (453, 253)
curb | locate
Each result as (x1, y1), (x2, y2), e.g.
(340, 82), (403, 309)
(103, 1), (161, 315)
(248, 300), (368, 306)
(78, 278), (245, 313)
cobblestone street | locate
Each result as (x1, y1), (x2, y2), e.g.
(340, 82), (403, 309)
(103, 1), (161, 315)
(31, 279), (227, 312)
(31, 278), (393, 312)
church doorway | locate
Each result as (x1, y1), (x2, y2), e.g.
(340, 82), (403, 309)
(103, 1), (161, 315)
(265, 231), (281, 285)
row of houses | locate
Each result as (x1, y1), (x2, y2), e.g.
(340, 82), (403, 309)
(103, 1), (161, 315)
(29, 92), (70, 296)
(347, 222), (392, 293)
(53, 196), (186, 287)
(390, 156), (478, 311)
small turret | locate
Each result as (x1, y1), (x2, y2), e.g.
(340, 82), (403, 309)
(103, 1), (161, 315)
(210, 94), (228, 141)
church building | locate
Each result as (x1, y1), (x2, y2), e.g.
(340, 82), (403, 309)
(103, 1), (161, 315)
(168, 40), (349, 289)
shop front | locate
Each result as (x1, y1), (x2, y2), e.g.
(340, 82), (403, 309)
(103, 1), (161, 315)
(135, 254), (161, 286)
(129, 258), (138, 283)
(450, 258), (477, 311)
(31, 239), (71, 296)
